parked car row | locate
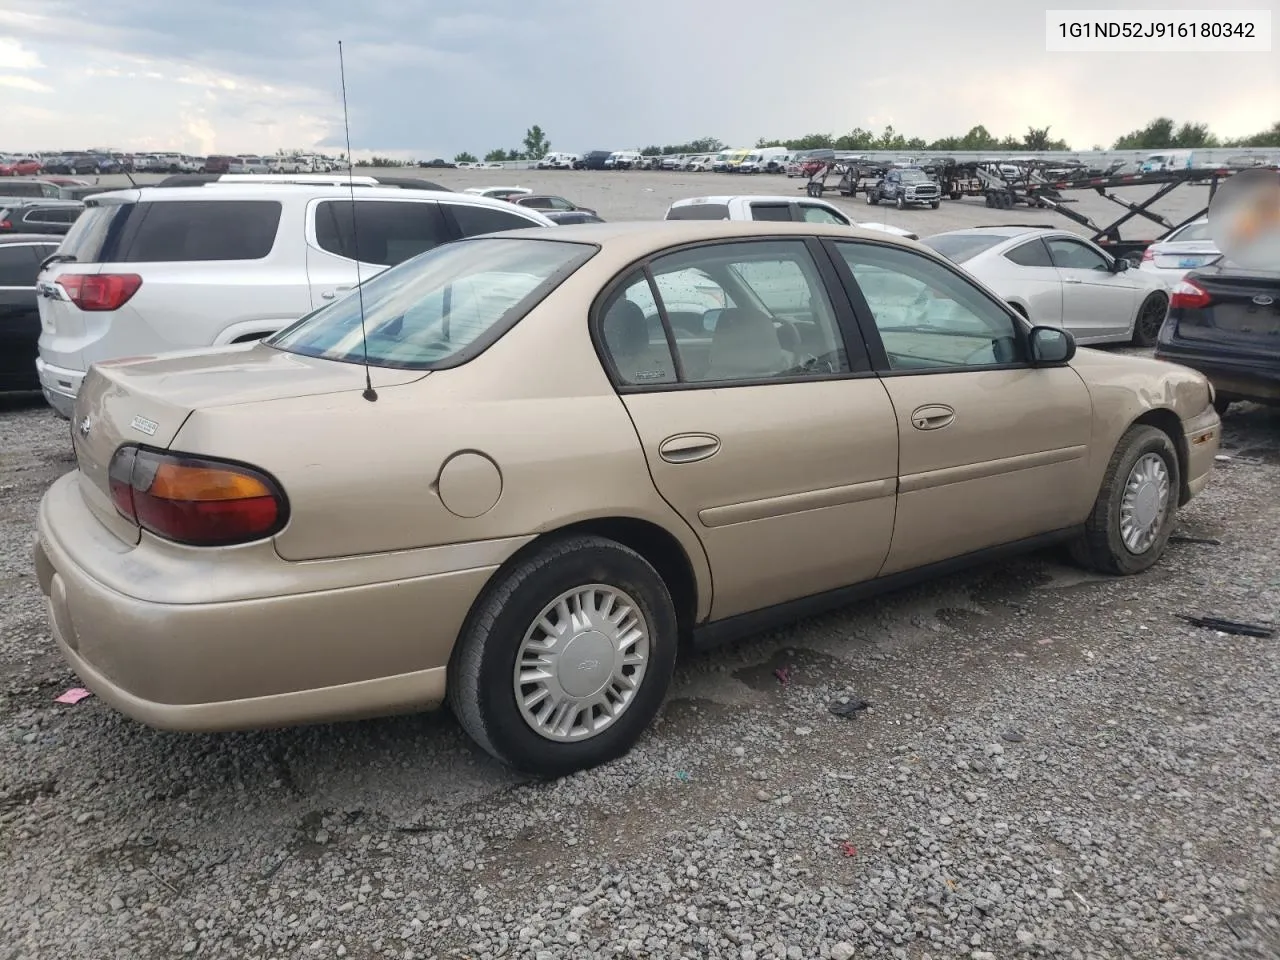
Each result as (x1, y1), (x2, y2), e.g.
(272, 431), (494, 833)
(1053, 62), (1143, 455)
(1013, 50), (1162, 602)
(0, 150), (347, 176)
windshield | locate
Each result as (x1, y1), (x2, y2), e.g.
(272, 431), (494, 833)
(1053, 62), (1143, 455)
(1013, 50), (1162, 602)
(899, 170), (928, 181)
(268, 238), (595, 370)
(920, 233), (1005, 263)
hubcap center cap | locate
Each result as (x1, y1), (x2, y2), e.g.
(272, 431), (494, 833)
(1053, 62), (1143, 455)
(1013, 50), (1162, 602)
(557, 631), (614, 698)
(1132, 482), (1160, 528)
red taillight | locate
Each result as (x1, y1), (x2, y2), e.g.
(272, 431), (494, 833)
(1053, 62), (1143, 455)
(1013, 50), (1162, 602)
(1170, 278), (1212, 310)
(107, 446), (287, 546)
(1140, 247), (1154, 262)
(0, 220), (11, 230)
(56, 273), (142, 311)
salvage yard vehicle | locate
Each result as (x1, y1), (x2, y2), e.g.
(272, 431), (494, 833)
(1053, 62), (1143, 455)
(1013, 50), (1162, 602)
(0, 233), (60, 392)
(33, 183), (552, 418)
(464, 186), (533, 200)
(1138, 218), (1222, 286)
(33, 220), (1220, 777)
(511, 194), (597, 216)
(0, 156), (43, 176)
(665, 195), (918, 239)
(0, 199), (83, 236)
(1155, 265), (1280, 411)
(866, 167), (942, 209)
(923, 226), (1172, 346)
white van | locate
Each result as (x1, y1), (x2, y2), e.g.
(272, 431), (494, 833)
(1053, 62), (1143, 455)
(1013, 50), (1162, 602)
(35, 183), (553, 417)
(604, 151), (642, 170)
(536, 152), (579, 170)
(1140, 150), (1198, 173)
(739, 147), (792, 174)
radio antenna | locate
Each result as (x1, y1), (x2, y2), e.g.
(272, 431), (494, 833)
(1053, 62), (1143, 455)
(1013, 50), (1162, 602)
(339, 39), (377, 402)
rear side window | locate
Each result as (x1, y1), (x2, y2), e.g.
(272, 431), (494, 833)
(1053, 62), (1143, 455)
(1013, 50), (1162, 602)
(26, 208), (79, 224)
(446, 202), (543, 237)
(749, 203), (793, 222)
(315, 199), (449, 266)
(70, 200), (283, 263)
(0, 245), (38, 286)
(920, 233), (1005, 263)
(666, 203), (731, 221)
(1003, 238), (1053, 267)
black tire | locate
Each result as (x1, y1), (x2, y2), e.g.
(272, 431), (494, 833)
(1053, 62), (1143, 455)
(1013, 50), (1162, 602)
(895, 194), (905, 210)
(865, 190), (877, 205)
(448, 535), (678, 777)
(1130, 292), (1168, 347)
(930, 200), (940, 209)
(1070, 424), (1180, 576)
(985, 192), (995, 208)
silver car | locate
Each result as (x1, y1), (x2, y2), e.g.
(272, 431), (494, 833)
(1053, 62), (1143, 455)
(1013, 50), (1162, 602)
(922, 227), (1172, 346)
(1138, 218), (1222, 287)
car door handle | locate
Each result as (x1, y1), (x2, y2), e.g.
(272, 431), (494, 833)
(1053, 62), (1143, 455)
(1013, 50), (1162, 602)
(658, 433), (721, 464)
(910, 405), (955, 431)
(321, 286), (353, 300)
(1062, 277), (1082, 284)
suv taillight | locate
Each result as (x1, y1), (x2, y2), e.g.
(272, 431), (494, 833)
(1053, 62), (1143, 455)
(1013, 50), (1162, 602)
(108, 446), (288, 546)
(1170, 278), (1212, 310)
(56, 273), (142, 311)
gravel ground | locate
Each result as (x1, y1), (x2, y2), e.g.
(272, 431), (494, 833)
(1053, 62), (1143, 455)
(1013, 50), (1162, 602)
(3, 391), (1279, 959)
(0, 172), (1276, 958)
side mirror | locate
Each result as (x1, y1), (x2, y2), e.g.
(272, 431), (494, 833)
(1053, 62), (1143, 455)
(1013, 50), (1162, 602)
(1029, 325), (1075, 365)
(1113, 258), (1130, 273)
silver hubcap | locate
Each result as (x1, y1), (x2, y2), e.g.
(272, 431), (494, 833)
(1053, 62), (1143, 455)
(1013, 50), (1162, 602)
(514, 584), (650, 742)
(1119, 452), (1170, 554)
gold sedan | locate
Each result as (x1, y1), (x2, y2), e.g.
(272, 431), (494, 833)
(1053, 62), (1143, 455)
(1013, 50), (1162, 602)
(33, 221), (1221, 776)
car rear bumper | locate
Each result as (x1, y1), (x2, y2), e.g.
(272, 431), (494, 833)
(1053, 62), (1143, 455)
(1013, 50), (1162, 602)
(34, 357), (81, 419)
(1156, 342), (1280, 405)
(33, 472), (512, 732)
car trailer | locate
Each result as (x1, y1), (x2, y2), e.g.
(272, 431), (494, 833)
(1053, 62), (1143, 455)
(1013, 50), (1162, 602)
(1025, 166), (1239, 263)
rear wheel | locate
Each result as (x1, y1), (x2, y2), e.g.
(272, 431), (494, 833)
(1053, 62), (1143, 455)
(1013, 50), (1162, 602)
(1070, 425), (1180, 575)
(865, 190), (877, 205)
(1131, 292), (1168, 347)
(449, 535), (678, 777)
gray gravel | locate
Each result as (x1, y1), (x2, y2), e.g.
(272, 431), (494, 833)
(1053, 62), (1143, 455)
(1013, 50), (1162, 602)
(3, 371), (1280, 952)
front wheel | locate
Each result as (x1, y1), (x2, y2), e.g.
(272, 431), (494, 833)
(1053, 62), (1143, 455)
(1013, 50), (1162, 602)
(930, 200), (940, 209)
(1131, 292), (1168, 347)
(895, 195), (905, 210)
(449, 535), (678, 777)
(1070, 425), (1180, 576)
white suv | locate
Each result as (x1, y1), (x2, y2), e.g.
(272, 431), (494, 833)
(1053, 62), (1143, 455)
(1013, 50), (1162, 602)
(664, 195), (920, 240)
(35, 182), (554, 417)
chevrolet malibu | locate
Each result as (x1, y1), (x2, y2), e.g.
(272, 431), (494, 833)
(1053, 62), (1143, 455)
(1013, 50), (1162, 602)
(34, 221), (1221, 777)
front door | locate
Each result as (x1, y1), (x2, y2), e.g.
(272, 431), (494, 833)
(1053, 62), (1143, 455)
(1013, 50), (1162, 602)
(826, 238), (1095, 575)
(1044, 235), (1140, 342)
(595, 238), (900, 620)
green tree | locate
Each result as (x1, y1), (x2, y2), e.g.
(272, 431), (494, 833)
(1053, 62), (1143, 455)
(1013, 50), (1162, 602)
(483, 148), (510, 162)
(1173, 122), (1219, 147)
(1023, 126), (1053, 150)
(1224, 121), (1280, 147)
(522, 125), (551, 159)
(1113, 117), (1176, 149)
(454, 151), (478, 163)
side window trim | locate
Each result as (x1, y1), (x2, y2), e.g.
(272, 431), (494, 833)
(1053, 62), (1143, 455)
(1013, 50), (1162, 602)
(641, 265), (686, 382)
(590, 236), (876, 394)
(1004, 236), (1054, 268)
(818, 237), (1032, 377)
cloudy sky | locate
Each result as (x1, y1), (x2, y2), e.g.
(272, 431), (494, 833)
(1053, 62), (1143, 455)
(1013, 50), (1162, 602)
(1, 0), (1276, 158)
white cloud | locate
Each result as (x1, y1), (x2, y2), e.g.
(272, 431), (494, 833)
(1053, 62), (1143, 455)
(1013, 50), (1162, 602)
(0, 36), (44, 70)
(0, 74), (51, 93)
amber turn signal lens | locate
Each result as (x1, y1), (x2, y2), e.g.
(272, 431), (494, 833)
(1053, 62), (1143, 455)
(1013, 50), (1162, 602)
(107, 446), (288, 546)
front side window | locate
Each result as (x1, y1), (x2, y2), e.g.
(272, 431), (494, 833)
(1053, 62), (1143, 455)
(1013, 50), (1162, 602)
(596, 240), (851, 386)
(270, 238), (594, 370)
(315, 199), (449, 266)
(1046, 237), (1110, 271)
(834, 241), (1023, 370)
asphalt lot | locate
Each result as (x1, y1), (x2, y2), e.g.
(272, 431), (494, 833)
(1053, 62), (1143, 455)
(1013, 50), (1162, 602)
(2, 172), (1278, 959)
(78, 164), (1216, 240)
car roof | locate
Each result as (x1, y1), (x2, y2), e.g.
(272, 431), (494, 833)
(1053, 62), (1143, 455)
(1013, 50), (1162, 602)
(669, 195), (832, 207)
(0, 233), (62, 244)
(0, 197), (84, 208)
(82, 185), (502, 205)
(487, 219), (919, 255)
(927, 225), (1068, 241)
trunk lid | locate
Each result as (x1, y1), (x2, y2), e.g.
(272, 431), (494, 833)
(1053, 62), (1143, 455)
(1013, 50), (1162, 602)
(1176, 269), (1280, 351)
(1151, 240), (1221, 271)
(69, 342), (425, 543)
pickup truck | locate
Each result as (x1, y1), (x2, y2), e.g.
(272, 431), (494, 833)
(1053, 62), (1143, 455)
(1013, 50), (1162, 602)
(866, 167), (942, 209)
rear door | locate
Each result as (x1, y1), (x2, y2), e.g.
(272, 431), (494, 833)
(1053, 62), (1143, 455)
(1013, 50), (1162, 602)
(305, 197), (451, 308)
(438, 201), (548, 237)
(597, 237), (900, 620)
(998, 236), (1065, 326)
(1045, 235), (1140, 341)
(0, 242), (52, 387)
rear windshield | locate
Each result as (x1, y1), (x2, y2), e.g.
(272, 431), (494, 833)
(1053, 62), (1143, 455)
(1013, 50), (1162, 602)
(51, 199), (282, 263)
(1166, 221), (1212, 242)
(267, 237), (596, 370)
(666, 203), (731, 221)
(920, 233), (1005, 263)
